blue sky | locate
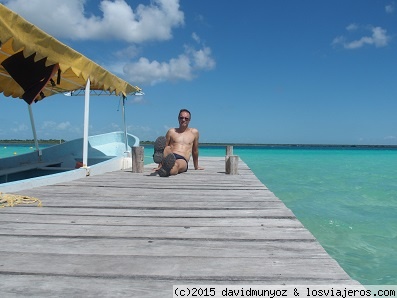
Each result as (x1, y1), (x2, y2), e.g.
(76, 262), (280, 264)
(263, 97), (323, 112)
(0, 0), (396, 145)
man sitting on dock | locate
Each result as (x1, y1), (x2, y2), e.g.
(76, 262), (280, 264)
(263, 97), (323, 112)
(153, 109), (204, 177)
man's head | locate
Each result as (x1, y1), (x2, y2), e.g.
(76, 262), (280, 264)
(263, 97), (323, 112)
(178, 109), (191, 126)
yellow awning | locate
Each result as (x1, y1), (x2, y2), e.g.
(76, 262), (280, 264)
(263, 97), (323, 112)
(0, 4), (141, 104)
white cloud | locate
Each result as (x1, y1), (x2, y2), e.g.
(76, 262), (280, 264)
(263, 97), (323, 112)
(371, 27), (390, 47)
(41, 121), (57, 130)
(189, 46), (215, 70)
(114, 46), (140, 60)
(124, 47), (215, 85)
(123, 33), (215, 85)
(110, 123), (121, 130)
(385, 3), (395, 13)
(192, 32), (201, 43)
(346, 23), (359, 31)
(10, 122), (29, 133)
(0, 0), (184, 42)
(332, 25), (391, 49)
(0, 0), (215, 86)
(123, 56), (189, 85)
(41, 121), (72, 131)
(57, 121), (72, 130)
(129, 96), (145, 104)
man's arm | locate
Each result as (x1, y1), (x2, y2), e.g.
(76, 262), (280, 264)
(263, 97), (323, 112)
(165, 129), (172, 146)
(192, 129), (204, 170)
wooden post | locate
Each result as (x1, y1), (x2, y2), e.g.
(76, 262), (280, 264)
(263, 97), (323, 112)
(225, 145), (231, 173)
(131, 146), (144, 173)
(226, 145), (233, 156)
(226, 155), (239, 175)
(225, 145), (238, 174)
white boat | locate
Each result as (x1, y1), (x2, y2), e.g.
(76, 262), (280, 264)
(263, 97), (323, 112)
(0, 5), (143, 192)
(0, 131), (139, 192)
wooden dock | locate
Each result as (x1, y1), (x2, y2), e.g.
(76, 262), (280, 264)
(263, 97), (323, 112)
(0, 157), (358, 297)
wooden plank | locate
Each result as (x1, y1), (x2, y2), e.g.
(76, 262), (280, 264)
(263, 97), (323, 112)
(0, 157), (359, 297)
(1, 205), (296, 216)
(0, 236), (330, 257)
(0, 223), (315, 240)
(0, 276), (357, 298)
(0, 214), (302, 227)
(0, 252), (350, 279)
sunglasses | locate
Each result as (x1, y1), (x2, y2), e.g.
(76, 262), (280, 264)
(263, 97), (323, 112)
(179, 117), (190, 121)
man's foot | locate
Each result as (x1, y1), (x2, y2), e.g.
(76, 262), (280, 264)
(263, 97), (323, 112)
(153, 136), (166, 164)
(157, 168), (168, 177)
(158, 153), (176, 177)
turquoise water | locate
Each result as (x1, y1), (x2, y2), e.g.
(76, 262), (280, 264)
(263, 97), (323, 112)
(4, 144), (397, 284)
(0, 144), (39, 158)
(0, 143), (54, 158)
(232, 147), (397, 285)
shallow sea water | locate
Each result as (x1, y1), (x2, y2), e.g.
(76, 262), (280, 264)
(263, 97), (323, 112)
(0, 144), (38, 158)
(232, 147), (397, 285)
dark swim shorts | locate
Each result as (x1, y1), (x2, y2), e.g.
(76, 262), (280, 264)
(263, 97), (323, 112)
(173, 153), (188, 172)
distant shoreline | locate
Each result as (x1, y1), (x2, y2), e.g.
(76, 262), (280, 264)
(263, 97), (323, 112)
(141, 142), (397, 149)
(1, 140), (396, 149)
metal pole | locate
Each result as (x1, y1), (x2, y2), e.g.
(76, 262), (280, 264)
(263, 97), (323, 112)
(82, 78), (90, 167)
(122, 95), (128, 153)
(28, 104), (40, 157)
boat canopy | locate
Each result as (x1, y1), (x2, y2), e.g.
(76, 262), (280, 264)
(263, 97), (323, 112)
(0, 4), (141, 104)
(0, 4), (142, 168)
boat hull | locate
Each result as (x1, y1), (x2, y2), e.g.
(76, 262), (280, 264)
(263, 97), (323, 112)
(0, 131), (139, 192)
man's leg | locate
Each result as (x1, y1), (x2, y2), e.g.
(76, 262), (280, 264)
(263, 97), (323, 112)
(153, 136), (166, 164)
(162, 146), (187, 175)
(157, 148), (175, 177)
(170, 159), (188, 175)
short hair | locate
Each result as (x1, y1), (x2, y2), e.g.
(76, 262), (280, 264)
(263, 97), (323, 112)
(179, 109), (191, 118)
